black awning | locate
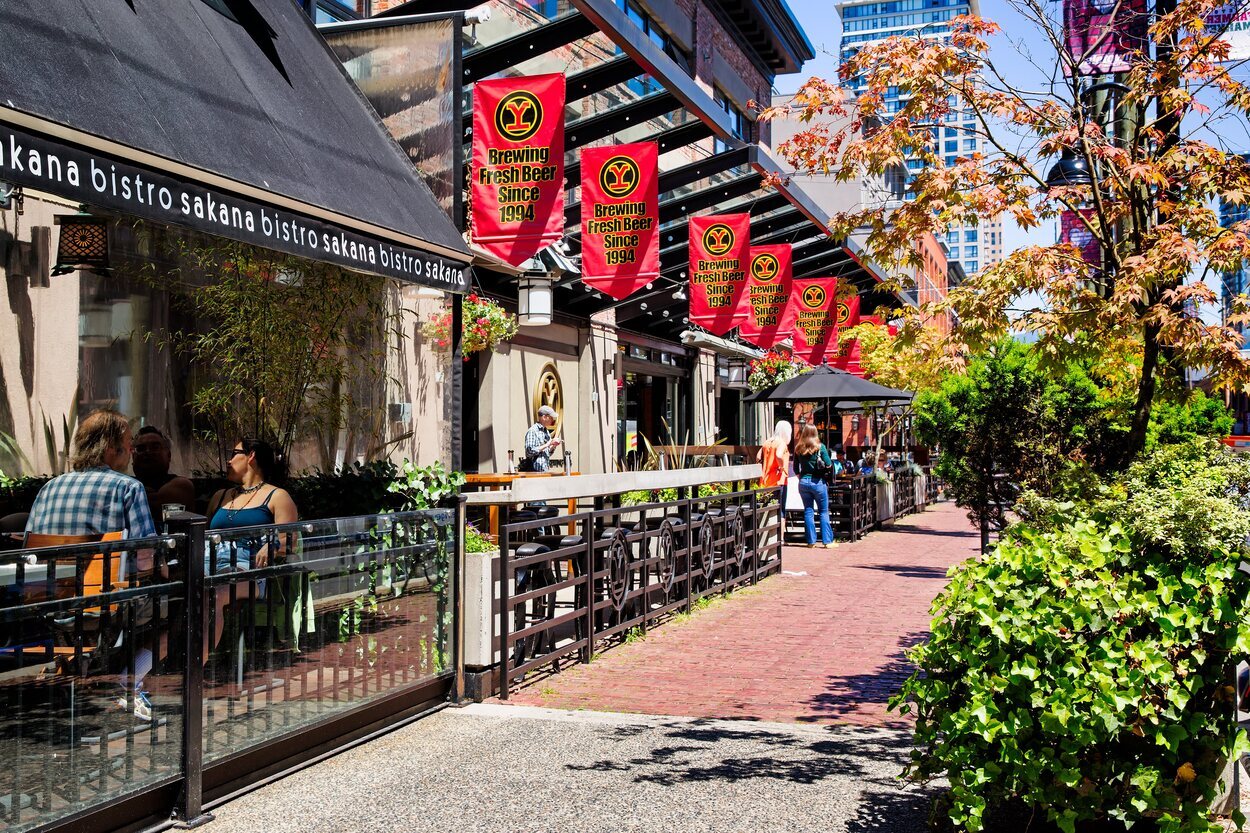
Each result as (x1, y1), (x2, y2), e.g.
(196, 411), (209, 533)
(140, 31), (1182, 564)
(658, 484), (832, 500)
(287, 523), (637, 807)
(0, 0), (469, 262)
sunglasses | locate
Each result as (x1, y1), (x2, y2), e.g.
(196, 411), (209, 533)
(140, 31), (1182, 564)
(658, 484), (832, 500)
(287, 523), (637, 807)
(228, 448), (248, 458)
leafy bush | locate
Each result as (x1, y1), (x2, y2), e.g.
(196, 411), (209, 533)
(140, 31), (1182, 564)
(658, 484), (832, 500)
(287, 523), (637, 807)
(285, 460), (403, 520)
(895, 440), (1250, 833)
(386, 460), (465, 510)
(0, 475), (49, 519)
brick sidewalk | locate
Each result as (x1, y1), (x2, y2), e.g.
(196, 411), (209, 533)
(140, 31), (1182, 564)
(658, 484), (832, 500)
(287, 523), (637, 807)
(500, 501), (978, 726)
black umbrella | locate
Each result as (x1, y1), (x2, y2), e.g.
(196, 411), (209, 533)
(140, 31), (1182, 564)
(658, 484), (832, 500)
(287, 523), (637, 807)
(752, 365), (912, 403)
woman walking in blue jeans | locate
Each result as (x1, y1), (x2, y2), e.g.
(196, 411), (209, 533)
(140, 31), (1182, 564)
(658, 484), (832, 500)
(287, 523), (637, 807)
(793, 423), (836, 548)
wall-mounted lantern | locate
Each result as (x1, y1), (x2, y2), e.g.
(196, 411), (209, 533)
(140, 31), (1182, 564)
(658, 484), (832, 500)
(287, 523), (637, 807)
(53, 210), (110, 276)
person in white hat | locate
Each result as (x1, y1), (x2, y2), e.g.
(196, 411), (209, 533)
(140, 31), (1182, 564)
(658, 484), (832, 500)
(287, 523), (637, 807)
(521, 406), (562, 472)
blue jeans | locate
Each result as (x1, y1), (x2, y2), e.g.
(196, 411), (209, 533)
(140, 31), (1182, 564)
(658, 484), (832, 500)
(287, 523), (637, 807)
(798, 476), (833, 545)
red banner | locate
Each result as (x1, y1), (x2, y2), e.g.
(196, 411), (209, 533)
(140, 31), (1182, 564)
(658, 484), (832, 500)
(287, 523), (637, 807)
(580, 143), (660, 299)
(470, 73), (565, 267)
(1060, 208), (1101, 268)
(835, 292), (860, 330)
(688, 214), (750, 335)
(830, 292), (863, 375)
(738, 245), (795, 348)
(829, 338), (864, 377)
(789, 278), (839, 365)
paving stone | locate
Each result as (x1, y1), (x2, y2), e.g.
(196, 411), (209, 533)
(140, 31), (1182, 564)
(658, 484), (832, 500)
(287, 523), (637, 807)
(500, 501), (978, 726)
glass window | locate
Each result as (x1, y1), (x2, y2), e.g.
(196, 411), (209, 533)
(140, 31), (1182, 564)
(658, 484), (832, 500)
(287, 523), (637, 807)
(966, 245), (978, 258)
(964, 229), (977, 242)
(963, 138), (977, 150)
(314, 5), (349, 22)
(948, 246), (960, 258)
(944, 140), (957, 152)
(967, 260), (978, 273)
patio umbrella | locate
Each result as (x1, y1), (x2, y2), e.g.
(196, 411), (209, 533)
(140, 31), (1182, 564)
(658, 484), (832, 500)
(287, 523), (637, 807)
(751, 365), (913, 403)
(745, 366), (914, 452)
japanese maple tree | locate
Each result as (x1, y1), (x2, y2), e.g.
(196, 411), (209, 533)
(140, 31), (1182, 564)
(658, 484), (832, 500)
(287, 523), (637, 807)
(763, 0), (1250, 466)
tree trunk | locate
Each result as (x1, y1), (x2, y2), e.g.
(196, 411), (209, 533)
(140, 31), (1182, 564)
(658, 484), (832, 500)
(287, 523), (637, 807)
(1122, 322), (1161, 468)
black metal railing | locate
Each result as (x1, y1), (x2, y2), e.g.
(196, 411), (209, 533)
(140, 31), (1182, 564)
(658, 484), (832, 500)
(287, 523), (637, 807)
(0, 508), (457, 833)
(495, 486), (782, 697)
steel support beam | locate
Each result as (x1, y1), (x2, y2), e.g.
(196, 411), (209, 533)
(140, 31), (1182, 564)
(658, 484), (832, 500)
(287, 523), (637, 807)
(462, 14), (597, 83)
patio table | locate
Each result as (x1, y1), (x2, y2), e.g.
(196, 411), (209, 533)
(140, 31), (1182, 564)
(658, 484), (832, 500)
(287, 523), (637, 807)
(464, 473), (580, 539)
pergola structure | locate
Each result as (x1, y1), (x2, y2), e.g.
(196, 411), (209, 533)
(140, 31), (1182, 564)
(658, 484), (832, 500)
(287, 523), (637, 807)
(381, 0), (902, 342)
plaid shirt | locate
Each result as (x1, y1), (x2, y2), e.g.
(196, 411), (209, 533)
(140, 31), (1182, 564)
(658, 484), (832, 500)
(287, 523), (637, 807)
(523, 422), (552, 472)
(26, 467), (157, 538)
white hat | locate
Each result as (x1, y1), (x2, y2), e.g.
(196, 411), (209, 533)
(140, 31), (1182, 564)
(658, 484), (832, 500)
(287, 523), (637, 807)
(537, 406), (558, 419)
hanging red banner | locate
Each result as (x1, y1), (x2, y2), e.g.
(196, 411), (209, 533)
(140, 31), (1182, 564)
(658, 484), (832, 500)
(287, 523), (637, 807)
(830, 291), (863, 375)
(829, 338), (864, 377)
(688, 213), (750, 335)
(836, 292), (861, 330)
(738, 245), (795, 348)
(580, 142), (660, 299)
(470, 73), (565, 267)
(789, 278), (840, 365)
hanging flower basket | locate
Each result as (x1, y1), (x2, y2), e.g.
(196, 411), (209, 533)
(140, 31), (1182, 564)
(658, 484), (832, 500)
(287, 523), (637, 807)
(462, 294), (518, 357)
(747, 349), (810, 392)
(421, 309), (453, 352)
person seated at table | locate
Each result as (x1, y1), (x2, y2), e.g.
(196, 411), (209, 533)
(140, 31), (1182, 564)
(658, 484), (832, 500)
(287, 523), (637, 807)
(203, 438), (297, 660)
(24, 409), (159, 719)
(132, 426), (196, 522)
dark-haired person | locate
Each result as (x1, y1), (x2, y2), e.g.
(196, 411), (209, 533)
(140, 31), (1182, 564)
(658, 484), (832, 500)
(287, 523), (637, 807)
(25, 409), (160, 719)
(793, 423), (836, 549)
(203, 438), (298, 659)
(132, 426), (196, 522)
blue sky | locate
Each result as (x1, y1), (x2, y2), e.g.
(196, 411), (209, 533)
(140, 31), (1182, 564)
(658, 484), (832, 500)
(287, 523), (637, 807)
(774, 0), (1058, 261)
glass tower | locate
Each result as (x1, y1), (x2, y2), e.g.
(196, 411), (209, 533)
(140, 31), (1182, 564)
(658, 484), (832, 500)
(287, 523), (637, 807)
(1220, 164), (1250, 349)
(835, 0), (1002, 277)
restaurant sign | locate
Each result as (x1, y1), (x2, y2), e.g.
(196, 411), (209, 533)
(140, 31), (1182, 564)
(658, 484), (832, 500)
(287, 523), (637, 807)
(0, 124), (468, 291)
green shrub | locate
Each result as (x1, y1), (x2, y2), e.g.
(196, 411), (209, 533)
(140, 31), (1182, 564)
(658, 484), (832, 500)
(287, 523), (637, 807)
(285, 460), (403, 520)
(464, 522), (494, 554)
(895, 440), (1250, 833)
(386, 460), (465, 511)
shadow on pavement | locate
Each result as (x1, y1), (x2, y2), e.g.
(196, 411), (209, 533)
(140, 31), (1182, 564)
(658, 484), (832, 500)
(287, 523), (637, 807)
(878, 526), (978, 540)
(847, 786), (942, 833)
(855, 564), (951, 579)
(798, 631), (928, 727)
(567, 718), (914, 787)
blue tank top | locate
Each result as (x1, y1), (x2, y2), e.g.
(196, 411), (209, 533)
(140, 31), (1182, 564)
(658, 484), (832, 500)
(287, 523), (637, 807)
(208, 489), (277, 572)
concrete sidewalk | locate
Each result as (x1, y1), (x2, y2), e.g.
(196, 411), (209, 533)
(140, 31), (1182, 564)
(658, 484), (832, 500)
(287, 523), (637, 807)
(200, 704), (938, 833)
(501, 500), (978, 726)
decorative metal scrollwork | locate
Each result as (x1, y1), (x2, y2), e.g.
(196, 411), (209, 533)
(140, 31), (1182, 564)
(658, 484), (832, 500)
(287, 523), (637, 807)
(606, 528), (631, 611)
(728, 513), (746, 566)
(657, 520), (678, 594)
(698, 519), (715, 578)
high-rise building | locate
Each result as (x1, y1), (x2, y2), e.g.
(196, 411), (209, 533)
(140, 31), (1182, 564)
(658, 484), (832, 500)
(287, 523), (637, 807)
(835, 0), (1003, 278)
(1219, 161), (1250, 350)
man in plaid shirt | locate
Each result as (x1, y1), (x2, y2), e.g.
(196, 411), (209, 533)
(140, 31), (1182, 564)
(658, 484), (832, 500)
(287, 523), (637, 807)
(26, 409), (156, 539)
(25, 409), (159, 720)
(522, 406), (562, 472)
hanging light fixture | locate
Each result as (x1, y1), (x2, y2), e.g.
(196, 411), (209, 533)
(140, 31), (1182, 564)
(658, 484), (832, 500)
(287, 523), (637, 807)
(53, 208), (110, 276)
(517, 273), (553, 327)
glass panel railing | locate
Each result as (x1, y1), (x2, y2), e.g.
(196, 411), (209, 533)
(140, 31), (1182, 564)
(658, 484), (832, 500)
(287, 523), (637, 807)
(0, 534), (184, 833)
(200, 510), (455, 764)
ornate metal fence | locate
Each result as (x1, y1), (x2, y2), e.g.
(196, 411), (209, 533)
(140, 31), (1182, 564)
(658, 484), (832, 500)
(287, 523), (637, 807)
(496, 486), (782, 697)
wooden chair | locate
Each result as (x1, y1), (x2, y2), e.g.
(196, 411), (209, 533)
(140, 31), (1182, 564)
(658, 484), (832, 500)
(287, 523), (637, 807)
(16, 531), (126, 670)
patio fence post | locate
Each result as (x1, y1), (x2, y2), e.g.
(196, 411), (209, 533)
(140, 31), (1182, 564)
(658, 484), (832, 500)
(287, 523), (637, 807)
(170, 512), (213, 828)
(749, 488), (759, 585)
(498, 504), (511, 700)
(682, 493), (694, 615)
(453, 494), (467, 703)
(582, 513), (594, 663)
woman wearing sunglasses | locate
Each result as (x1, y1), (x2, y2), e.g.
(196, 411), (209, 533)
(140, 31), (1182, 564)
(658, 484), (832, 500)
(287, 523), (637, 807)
(203, 438), (298, 658)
